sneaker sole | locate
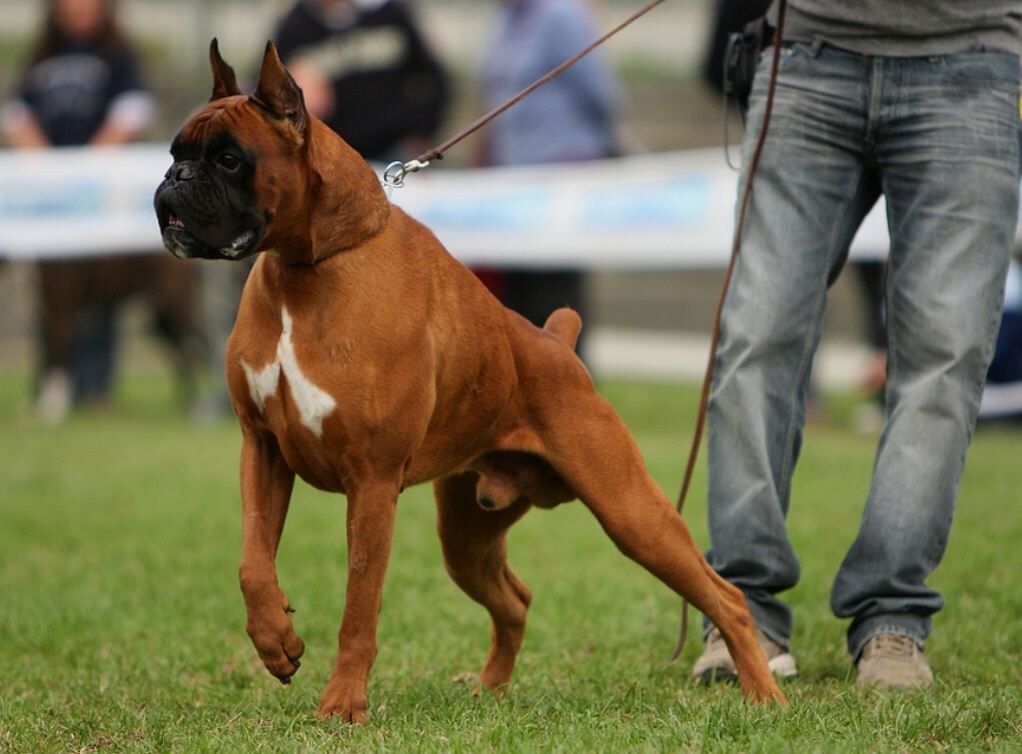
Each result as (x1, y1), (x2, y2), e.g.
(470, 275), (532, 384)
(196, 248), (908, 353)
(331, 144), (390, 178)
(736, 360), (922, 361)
(694, 654), (797, 685)
(768, 652), (798, 678)
(694, 666), (739, 685)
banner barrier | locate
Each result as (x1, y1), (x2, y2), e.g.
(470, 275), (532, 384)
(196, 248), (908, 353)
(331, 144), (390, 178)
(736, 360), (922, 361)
(1, 143), (1018, 266)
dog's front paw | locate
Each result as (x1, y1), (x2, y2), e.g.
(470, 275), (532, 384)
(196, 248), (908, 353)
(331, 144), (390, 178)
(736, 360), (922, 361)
(246, 604), (305, 684)
(317, 680), (369, 723)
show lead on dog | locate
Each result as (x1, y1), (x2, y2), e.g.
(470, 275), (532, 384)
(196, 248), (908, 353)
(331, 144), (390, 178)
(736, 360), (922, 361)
(694, 1), (1021, 688)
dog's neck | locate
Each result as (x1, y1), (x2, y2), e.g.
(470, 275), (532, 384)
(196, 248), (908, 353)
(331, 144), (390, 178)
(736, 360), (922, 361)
(269, 119), (391, 266)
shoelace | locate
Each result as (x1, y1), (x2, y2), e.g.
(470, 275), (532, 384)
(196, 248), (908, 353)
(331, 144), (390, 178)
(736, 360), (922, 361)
(871, 634), (919, 657)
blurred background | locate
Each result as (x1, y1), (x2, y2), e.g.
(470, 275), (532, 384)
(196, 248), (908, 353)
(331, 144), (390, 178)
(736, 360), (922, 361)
(1, 0), (1013, 425)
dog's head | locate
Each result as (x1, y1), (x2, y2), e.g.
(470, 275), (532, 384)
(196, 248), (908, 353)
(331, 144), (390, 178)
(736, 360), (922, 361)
(154, 40), (387, 264)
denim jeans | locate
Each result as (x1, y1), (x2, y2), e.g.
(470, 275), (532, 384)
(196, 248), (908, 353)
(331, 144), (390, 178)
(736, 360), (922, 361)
(705, 42), (1021, 660)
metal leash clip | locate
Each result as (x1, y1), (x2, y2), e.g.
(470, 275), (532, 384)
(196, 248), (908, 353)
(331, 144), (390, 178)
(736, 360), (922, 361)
(382, 159), (430, 192)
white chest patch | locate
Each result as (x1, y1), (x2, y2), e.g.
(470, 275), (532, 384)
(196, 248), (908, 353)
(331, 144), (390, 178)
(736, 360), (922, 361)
(241, 307), (337, 437)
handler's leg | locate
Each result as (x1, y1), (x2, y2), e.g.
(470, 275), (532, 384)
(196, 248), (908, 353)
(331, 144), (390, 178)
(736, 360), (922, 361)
(318, 477), (400, 722)
(705, 44), (878, 648)
(832, 52), (1021, 669)
(238, 431), (304, 683)
(435, 474), (533, 690)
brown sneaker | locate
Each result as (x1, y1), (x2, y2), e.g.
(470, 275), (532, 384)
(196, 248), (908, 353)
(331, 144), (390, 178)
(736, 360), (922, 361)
(856, 633), (934, 690)
(692, 626), (797, 684)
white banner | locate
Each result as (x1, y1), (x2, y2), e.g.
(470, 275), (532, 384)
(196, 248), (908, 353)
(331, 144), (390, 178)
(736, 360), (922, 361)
(1, 143), (1013, 267)
(0, 144), (170, 260)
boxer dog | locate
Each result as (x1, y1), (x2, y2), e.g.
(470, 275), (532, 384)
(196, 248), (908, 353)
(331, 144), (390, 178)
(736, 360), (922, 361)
(154, 40), (785, 721)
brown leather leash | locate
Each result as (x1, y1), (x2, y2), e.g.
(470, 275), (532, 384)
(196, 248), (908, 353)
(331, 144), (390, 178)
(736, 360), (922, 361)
(668, 0), (787, 663)
(383, 0), (669, 188)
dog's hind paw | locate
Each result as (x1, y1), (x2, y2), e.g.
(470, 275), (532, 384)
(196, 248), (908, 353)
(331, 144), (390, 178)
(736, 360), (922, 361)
(741, 679), (788, 706)
(450, 672), (489, 698)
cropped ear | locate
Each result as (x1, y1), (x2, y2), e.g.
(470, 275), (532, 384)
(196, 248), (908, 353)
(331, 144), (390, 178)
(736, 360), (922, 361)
(251, 41), (308, 138)
(209, 38), (242, 101)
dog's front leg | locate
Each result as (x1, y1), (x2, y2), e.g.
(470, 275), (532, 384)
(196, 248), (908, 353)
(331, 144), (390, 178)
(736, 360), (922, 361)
(238, 430), (305, 684)
(318, 477), (400, 723)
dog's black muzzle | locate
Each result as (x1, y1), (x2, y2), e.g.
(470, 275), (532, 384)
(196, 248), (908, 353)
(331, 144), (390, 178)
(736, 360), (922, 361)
(154, 165), (263, 261)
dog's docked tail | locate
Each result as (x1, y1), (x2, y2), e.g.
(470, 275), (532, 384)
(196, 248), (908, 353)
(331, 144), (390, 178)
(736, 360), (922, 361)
(543, 308), (582, 352)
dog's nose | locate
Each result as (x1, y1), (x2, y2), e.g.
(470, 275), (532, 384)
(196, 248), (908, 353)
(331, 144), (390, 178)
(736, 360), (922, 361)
(171, 163), (197, 182)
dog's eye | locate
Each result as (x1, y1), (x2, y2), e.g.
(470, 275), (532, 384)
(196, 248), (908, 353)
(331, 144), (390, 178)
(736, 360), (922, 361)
(217, 153), (241, 171)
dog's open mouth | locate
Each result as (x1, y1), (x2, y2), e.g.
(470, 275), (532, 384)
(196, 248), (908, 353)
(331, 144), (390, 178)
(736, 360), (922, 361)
(155, 190), (265, 261)
(158, 205), (200, 259)
(155, 199), (189, 237)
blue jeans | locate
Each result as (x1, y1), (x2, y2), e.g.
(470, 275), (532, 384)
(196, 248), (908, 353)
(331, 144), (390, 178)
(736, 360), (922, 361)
(705, 43), (1020, 659)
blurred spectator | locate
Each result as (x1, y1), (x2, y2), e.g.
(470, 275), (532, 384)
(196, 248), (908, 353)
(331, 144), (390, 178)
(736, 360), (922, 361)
(2, 0), (157, 421)
(478, 0), (623, 358)
(273, 0), (450, 162)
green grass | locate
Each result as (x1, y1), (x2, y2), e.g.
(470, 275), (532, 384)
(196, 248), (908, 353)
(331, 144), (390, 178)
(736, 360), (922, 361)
(1, 372), (1020, 753)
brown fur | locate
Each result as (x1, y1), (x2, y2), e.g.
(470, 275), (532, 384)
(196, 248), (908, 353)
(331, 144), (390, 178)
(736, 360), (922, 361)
(178, 42), (785, 722)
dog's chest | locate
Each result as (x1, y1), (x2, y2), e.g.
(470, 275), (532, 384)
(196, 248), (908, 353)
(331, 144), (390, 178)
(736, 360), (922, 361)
(239, 307), (336, 439)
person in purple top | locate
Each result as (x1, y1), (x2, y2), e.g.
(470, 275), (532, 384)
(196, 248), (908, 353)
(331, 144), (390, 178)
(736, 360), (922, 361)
(477, 0), (624, 358)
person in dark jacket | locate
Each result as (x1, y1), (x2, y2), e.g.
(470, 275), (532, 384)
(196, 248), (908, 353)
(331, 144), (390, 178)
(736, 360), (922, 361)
(273, 0), (450, 162)
(2, 0), (156, 421)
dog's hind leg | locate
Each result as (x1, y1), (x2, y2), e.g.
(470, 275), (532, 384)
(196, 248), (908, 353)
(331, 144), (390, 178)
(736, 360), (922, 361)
(435, 473), (533, 691)
(539, 393), (787, 705)
(238, 431), (305, 685)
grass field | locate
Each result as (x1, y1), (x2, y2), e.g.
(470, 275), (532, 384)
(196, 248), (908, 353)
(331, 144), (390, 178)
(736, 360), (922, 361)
(1, 372), (1020, 753)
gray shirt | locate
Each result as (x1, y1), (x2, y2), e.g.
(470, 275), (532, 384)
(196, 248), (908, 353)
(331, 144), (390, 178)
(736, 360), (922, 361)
(769, 1), (1022, 56)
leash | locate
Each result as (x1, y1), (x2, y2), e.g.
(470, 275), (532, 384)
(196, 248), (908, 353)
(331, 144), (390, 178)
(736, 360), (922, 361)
(668, 0), (787, 663)
(382, 0), (668, 190)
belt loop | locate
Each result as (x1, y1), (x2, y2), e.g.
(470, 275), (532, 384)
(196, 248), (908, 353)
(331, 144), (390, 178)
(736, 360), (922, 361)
(809, 37), (825, 57)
